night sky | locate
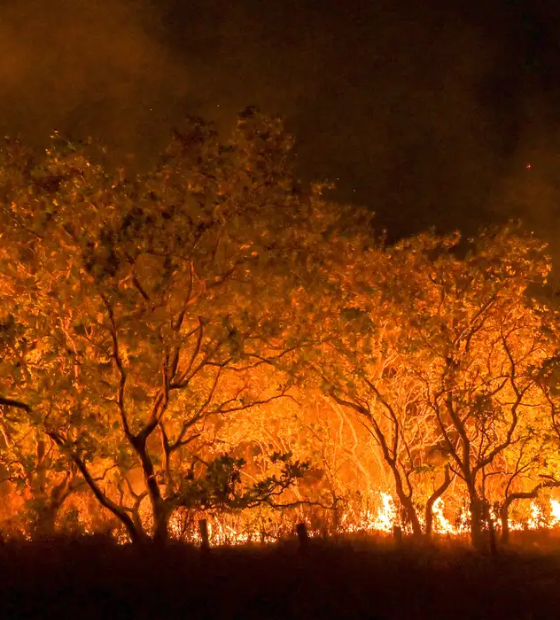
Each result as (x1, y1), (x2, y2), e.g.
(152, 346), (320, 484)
(2, 0), (560, 243)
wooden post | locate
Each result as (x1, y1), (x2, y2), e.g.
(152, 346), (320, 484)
(393, 525), (403, 548)
(483, 503), (498, 557)
(198, 519), (210, 552)
(296, 522), (310, 554)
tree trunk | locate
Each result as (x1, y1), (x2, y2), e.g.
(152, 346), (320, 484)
(500, 491), (539, 545)
(424, 466), (451, 540)
(392, 477), (422, 541)
(403, 496), (423, 541)
(469, 496), (485, 550)
(33, 504), (59, 538)
(500, 498), (514, 545)
(132, 435), (169, 545)
(152, 502), (169, 546)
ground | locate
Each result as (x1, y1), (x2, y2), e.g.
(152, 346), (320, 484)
(1, 534), (559, 619)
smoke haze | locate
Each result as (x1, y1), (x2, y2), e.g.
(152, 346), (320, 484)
(1, 0), (560, 244)
(0, 0), (190, 159)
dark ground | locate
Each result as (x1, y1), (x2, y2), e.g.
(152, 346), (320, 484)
(1, 535), (559, 619)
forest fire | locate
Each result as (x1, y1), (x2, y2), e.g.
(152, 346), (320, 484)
(5, 3), (560, 616)
(2, 115), (560, 552)
(157, 493), (560, 548)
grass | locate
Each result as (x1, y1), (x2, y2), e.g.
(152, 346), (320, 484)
(1, 533), (559, 619)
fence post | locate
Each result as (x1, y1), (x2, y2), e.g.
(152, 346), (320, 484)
(296, 522), (310, 554)
(393, 525), (403, 548)
(198, 518), (210, 552)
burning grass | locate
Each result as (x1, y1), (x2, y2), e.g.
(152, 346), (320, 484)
(156, 492), (560, 548)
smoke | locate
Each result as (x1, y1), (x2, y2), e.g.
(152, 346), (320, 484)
(480, 1), (560, 262)
(164, 0), (530, 239)
(1, 0), (560, 247)
(0, 0), (190, 160)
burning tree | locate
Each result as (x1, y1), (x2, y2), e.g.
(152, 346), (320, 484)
(497, 428), (556, 544)
(285, 223), (557, 546)
(0, 110), (313, 543)
(297, 237), (453, 540)
(2, 107), (560, 549)
(384, 228), (554, 548)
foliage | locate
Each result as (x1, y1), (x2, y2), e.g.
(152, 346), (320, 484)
(0, 109), (317, 542)
(175, 451), (309, 511)
(1, 111), (560, 548)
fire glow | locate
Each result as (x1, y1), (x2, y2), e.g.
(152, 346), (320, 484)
(3, 125), (560, 551)
(158, 494), (560, 548)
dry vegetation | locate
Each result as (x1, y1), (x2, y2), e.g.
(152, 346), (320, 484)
(2, 110), (560, 568)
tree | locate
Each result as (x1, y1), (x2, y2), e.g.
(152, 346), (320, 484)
(304, 241), (452, 540)
(497, 429), (557, 544)
(382, 228), (553, 548)
(285, 224), (554, 546)
(0, 110), (313, 543)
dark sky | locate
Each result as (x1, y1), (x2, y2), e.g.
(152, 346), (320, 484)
(2, 0), (560, 242)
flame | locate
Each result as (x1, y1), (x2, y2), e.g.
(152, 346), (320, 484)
(432, 497), (453, 534)
(527, 501), (544, 530)
(373, 492), (397, 533)
(550, 499), (560, 526)
(111, 494), (560, 546)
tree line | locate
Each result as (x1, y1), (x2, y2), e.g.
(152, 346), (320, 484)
(1, 108), (560, 549)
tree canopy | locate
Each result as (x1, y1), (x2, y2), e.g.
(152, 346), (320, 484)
(1, 110), (560, 548)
